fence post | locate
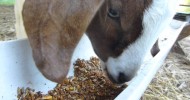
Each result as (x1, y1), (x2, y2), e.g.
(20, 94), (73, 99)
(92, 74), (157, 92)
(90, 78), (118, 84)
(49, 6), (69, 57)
(14, 0), (27, 39)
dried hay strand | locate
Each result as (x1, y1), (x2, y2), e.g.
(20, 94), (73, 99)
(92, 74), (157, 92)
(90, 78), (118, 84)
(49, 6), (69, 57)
(142, 53), (190, 100)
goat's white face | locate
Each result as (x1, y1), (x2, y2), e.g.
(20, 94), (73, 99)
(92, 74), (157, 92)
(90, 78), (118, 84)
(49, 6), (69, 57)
(87, 0), (178, 84)
(23, 0), (178, 84)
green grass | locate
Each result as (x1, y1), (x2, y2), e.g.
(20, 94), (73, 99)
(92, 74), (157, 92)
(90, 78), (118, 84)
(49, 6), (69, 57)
(0, 0), (15, 5)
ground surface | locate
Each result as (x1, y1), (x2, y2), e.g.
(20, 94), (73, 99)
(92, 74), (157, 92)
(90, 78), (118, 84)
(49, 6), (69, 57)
(0, 6), (190, 100)
(0, 6), (16, 41)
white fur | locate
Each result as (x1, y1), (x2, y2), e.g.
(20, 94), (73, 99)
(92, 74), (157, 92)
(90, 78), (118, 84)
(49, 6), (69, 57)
(106, 0), (179, 81)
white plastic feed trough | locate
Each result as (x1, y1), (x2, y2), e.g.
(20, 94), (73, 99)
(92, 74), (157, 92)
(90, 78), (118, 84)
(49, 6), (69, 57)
(0, 20), (187, 100)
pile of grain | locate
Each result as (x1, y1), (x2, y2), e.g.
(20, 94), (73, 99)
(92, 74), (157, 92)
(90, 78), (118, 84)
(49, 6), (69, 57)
(17, 58), (126, 100)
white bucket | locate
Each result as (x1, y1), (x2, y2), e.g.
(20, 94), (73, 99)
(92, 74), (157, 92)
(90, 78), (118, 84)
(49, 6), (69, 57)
(0, 39), (56, 100)
(0, 34), (96, 100)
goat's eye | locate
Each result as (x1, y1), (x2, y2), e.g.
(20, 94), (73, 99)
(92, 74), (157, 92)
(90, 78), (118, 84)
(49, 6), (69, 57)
(108, 8), (120, 19)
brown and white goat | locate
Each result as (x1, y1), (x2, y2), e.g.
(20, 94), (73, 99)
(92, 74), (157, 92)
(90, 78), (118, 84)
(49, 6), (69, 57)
(23, 0), (179, 84)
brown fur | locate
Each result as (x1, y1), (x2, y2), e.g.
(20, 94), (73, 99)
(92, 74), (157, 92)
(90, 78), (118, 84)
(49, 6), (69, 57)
(24, 0), (180, 83)
(86, 0), (153, 61)
(22, 0), (104, 83)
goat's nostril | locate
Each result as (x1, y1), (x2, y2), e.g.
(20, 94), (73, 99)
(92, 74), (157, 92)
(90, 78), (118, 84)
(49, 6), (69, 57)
(118, 72), (131, 83)
(106, 71), (132, 84)
(118, 73), (126, 83)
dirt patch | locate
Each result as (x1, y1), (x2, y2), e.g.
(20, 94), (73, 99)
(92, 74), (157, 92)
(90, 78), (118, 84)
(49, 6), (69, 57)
(0, 6), (16, 41)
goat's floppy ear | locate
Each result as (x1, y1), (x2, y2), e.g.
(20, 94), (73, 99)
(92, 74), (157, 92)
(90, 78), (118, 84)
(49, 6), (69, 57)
(22, 0), (104, 83)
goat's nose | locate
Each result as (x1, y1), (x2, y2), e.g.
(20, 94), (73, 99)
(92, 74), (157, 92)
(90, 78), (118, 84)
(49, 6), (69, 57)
(118, 72), (132, 84)
(107, 71), (132, 84)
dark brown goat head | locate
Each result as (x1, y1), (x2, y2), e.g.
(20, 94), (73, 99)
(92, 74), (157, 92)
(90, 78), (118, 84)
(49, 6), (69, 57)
(23, 0), (179, 84)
